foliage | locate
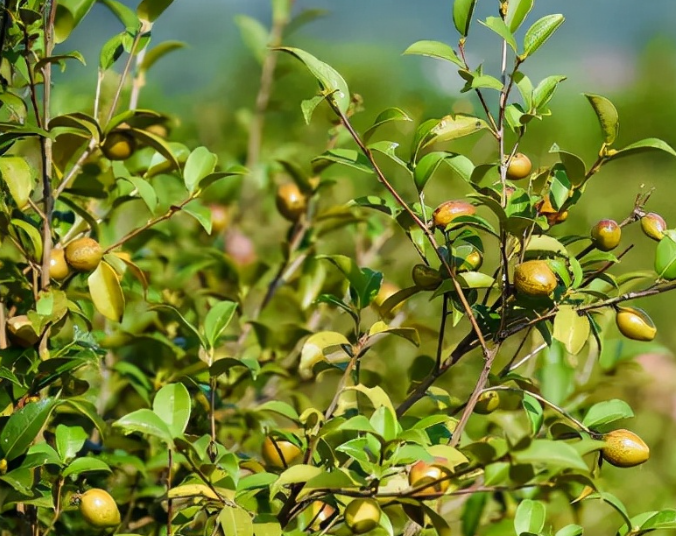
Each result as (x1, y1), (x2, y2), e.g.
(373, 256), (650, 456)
(0, 1), (675, 536)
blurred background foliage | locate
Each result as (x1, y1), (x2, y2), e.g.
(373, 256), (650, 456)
(49, 1), (676, 532)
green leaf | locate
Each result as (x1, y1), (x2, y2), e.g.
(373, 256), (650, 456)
(512, 439), (588, 471)
(11, 219), (43, 260)
(0, 399), (57, 460)
(276, 47), (350, 115)
(271, 465), (322, 497)
(139, 41), (186, 74)
(584, 93), (619, 145)
(515, 500), (546, 536)
(100, 0), (139, 29)
(55, 425), (88, 463)
(220, 505), (254, 536)
(368, 321), (420, 347)
(640, 509), (676, 531)
(113, 408), (174, 445)
(363, 107), (413, 142)
(137, 0), (174, 22)
(99, 32), (126, 70)
(257, 401), (300, 422)
(345, 384), (395, 415)
(422, 114), (490, 148)
(549, 144), (586, 186)
(54, 0), (96, 43)
(153, 383), (191, 437)
(655, 234), (676, 280)
(183, 199), (212, 234)
(585, 492), (632, 530)
(453, 0), (477, 37)
(121, 175), (157, 214)
(183, 146), (218, 194)
(88, 261), (125, 322)
(553, 306), (590, 355)
(522, 394), (543, 436)
(523, 14), (565, 57)
(555, 525), (583, 536)
(203, 301), (238, 348)
(62, 457), (111, 479)
(462, 492), (488, 536)
(369, 406), (401, 442)
(129, 127), (181, 170)
(402, 40), (463, 67)
(582, 399), (634, 430)
(312, 149), (372, 173)
(608, 138), (676, 160)
(318, 255), (382, 308)
(235, 14), (269, 64)
(480, 17), (517, 52)
(0, 156), (36, 209)
(506, 0), (534, 32)
(414, 152), (474, 192)
(456, 271), (495, 289)
(533, 75), (567, 112)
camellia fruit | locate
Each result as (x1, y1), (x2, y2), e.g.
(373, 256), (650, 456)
(506, 153), (532, 180)
(372, 282), (403, 316)
(65, 237), (103, 272)
(432, 200), (476, 230)
(474, 390), (500, 414)
(601, 429), (650, 468)
(78, 488), (121, 528)
(49, 248), (70, 280)
(513, 260), (557, 297)
(276, 183), (307, 221)
(456, 248), (483, 272)
(261, 436), (302, 469)
(344, 498), (381, 534)
(615, 306), (656, 341)
(641, 213), (667, 241)
(307, 501), (336, 531)
(408, 458), (452, 496)
(101, 131), (136, 161)
(411, 264), (442, 290)
(591, 219), (621, 251)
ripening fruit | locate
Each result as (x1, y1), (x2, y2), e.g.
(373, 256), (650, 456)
(101, 131), (136, 161)
(601, 429), (650, 468)
(308, 501), (336, 531)
(591, 219), (621, 251)
(432, 200), (476, 230)
(0, 459), (6, 475)
(641, 213), (667, 241)
(372, 282), (403, 316)
(78, 488), (121, 528)
(513, 260), (557, 297)
(145, 123), (168, 138)
(261, 436), (302, 469)
(344, 498), (381, 534)
(408, 459), (451, 496)
(210, 205), (230, 234)
(412, 264), (442, 290)
(474, 390), (500, 414)
(506, 153), (532, 180)
(49, 248), (70, 281)
(615, 306), (656, 341)
(65, 237), (103, 272)
(276, 183), (307, 221)
(457, 249), (483, 272)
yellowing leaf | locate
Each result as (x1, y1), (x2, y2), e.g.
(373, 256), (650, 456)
(0, 156), (36, 209)
(88, 261), (125, 321)
(553, 306), (590, 355)
(299, 331), (351, 379)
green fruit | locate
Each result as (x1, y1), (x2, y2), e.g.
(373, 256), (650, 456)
(276, 183), (307, 221)
(506, 153), (532, 180)
(432, 200), (476, 230)
(615, 307), (656, 341)
(261, 436), (302, 469)
(412, 264), (442, 290)
(641, 213), (667, 241)
(474, 390), (500, 414)
(344, 498), (381, 534)
(49, 248), (70, 281)
(513, 261), (557, 297)
(101, 131), (136, 160)
(65, 237), (103, 272)
(601, 429), (649, 468)
(591, 219), (621, 251)
(78, 489), (121, 528)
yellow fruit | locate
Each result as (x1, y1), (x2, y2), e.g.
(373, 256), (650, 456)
(456, 248), (483, 272)
(513, 260), (557, 297)
(308, 501), (336, 530)
(408, 459), (451, 496)
(411, 264), (442, 290)
(615, 307), (656, 341)
(78, 488), (121, 528)
(101, 131), (136, 161)
(641, 213), (667, 241)
(474, 390), (500, 414)
(145, 123), (168, 138)
(344, 498), (381, 534)
(276, 183), (307, 221)
(261, 436), (302, 469)
(432, 200), (476, 230)
(0, 459), (6, 475)
(506, 153), (532, 180)
(372, 282), (403, 317)
(601, 429), (650, 468)
(49, 248), (70, 281)
(65, 237), (103, 272)
(591, 219), (621, 251)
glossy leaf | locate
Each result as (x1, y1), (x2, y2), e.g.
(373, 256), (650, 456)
(553, 306), (590, 355)
(183, 146), (218, 194)
(100, 0), (139, 29)
(506, 0), (534, 32)
(523, 14), (565, 57)
(608, 138), (676, 160)
(422, 114), (490, 148)
(62, 457), (111, 479)
(414, 152), (474, 191)
(480, 17), (517, 52)
(402, 40), (462, 67)
(522, 393), (544, 436)
(584, 93), (619, 145)
(312, 149), (372, 173)
(114, 409), (174, 445)
(453, 0), (477, 37)
(515, 499), (546, 536)
(137, 0), (175, 22)
(88, 262), (125, 322)
(582, 399), (634, 429)
(220, 505), (254, 536)
(512, 439), (588, 471)
(0, 156), (35, 209)
(55, 424), (88, 463)
(0, 399), (56, 461)
(299, 331), (351, 379)
(183, 199), (212, 234)
(364, 107), (412, 142)
(153, 383), (191, 437)
(203, 301), (238, 348)
(54, 0), (96, 43)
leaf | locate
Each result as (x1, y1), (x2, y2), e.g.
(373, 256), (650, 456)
(276, 47), (350, 115)
(220, 505), (254, 536)
(271, 465), (322, 497)
(256, 401), (300, 422)
(62, 457), (111, 479)
(506, 0), (534, 32)
(523, 14), (565, 57)
(640, 509), (676, 531)
(512, 439), (588, 471)
(584, 93), (619, 145)
(99, 32), (126, 70)
(113, 408), (174, 445)
(453, 0), (477, 37)
(402, 40), (462, 67)
(655, 234), (676, 280)
(480, 17), (517, 52)
(584, 492), (632, 530)
(533, 75), (567, 112)
(100, 0), (139, 29)
(183, 199), (212, 234)
(137, 0), (175, 22)
(414, 152), (474, 192)
(11, 219), (43, 260)
(422, 114), (490, 148)
(55, 425), (88, 463)
(370, 406), (401, 442)
(88, 261), (125, 322)
(203, 301), (238, 348)
(235, 14), (269, 64)
(312, 149), (372, 174)
(183, 146), (218, 194)
(368, 321), (420, 347)
(0, 156), (36, 209)
(54, 0), (96, 43)
(129, 128), (181, 170)
(363, 107), (412, 142)
(555, 525), (583, 536)
(153, 383), (191, 437)
(299, 331), (351, 379)
(139, 41), (186, 73)
(522, 393), (543, 436)
(121, 175), (157, 213)
(515, 500), (546, 536)
(608, 138), (676, 160)
(0, 399), (56, 460)
(345, 384), (395, 415)
(582, 399), (634, 429)
(462, 492), (488, 536)
(553, 306), (590, 355)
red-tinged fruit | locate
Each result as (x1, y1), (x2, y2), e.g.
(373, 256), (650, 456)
(591, 219), (621, 251)
(432, 200), (476, 230)
(641, 213), (667, 241)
